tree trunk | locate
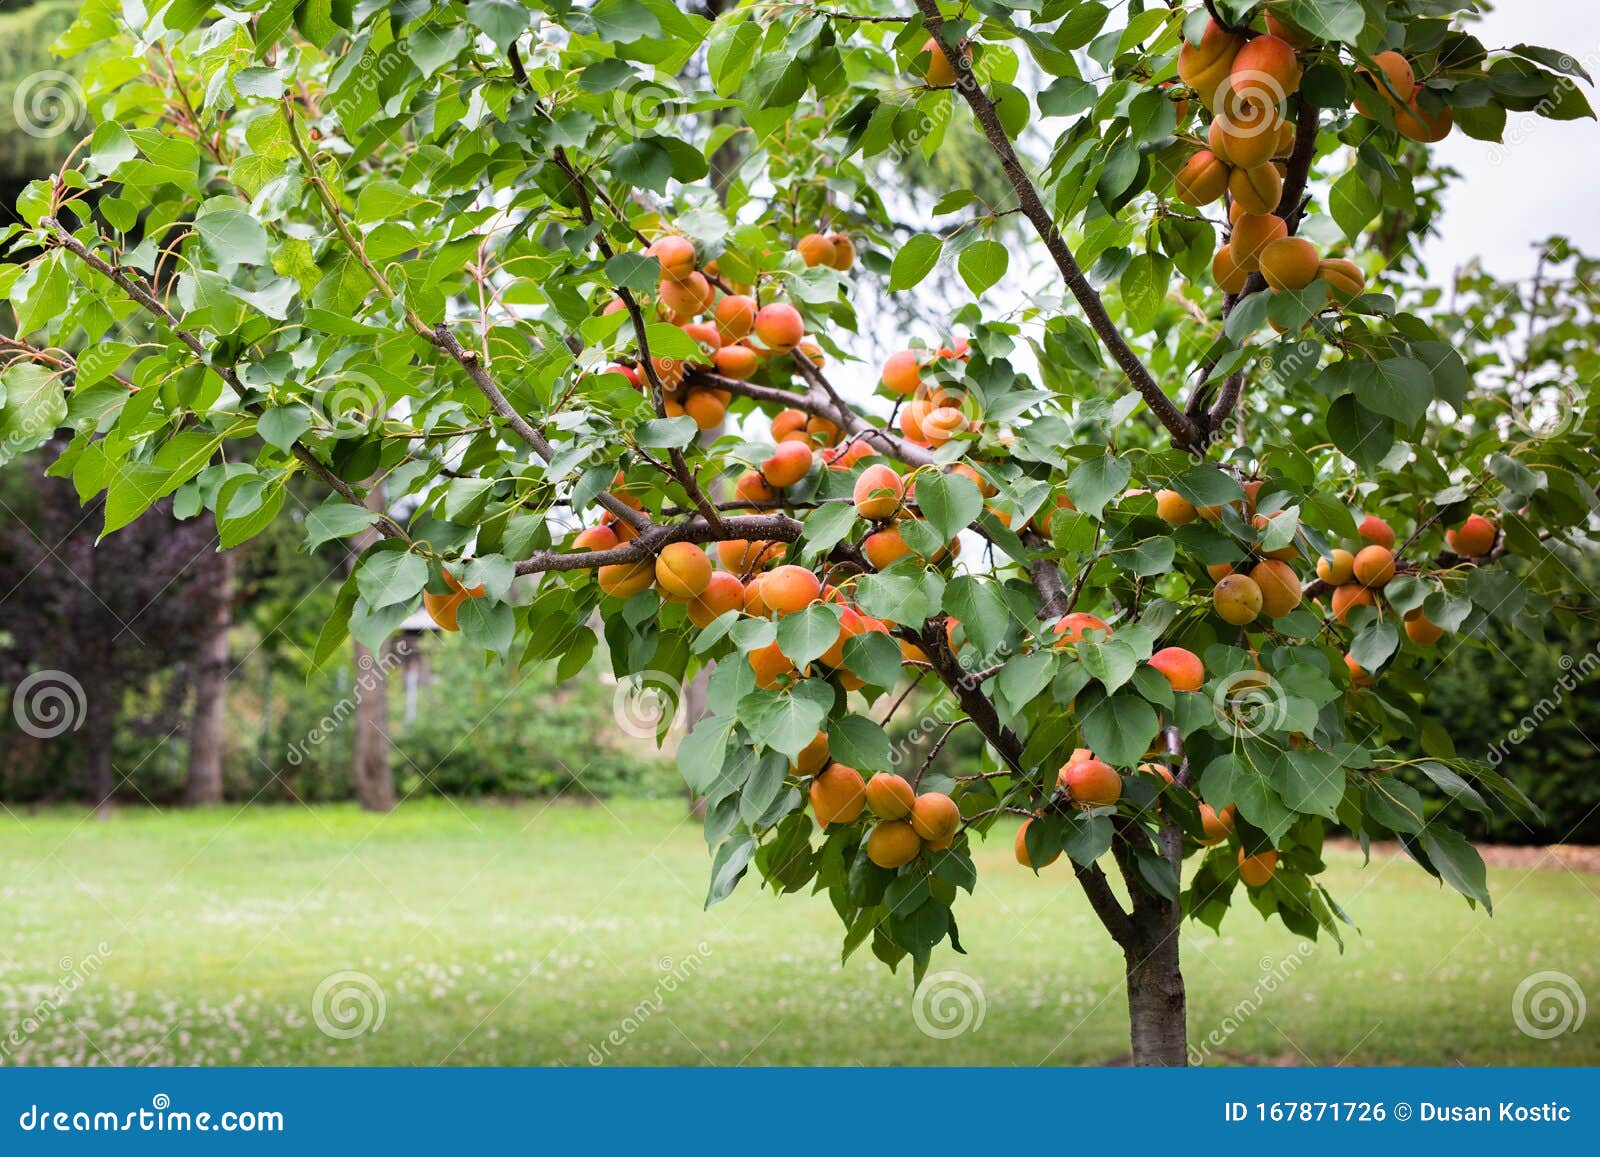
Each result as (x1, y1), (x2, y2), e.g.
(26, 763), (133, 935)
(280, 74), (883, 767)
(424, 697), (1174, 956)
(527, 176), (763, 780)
(1124, 915), (1188, 1066)
(84, 678), (115, 820)
(347, 479), (395, 813)
(184, 550), (234, 804)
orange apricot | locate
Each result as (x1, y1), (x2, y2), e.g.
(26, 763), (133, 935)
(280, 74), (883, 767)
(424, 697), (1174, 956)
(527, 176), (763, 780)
(881, 349), (923, 396)
(573, 525), (620, 552)
(1230, 213), (1289, 272)
(1015, 818), (1061, 869)
(1319, 258), (1366, 298)
(761, 441), (814, 489)
(762, 564), (822, 614)
(1447, 514), (1497, 558)
(1052, 612), (1111, 644)
(1331, 583), (1376, 625)
(687, 571), (745, 628)
(1250, 559), (1302, 618)
(423, 589), (467, 632)
(865, 772), (916, 820)
(1174, 150), (1231, 206)
(655, 543), (713, 600)
(1177, 19), (1243, 109)
(1259, 236), (1320, 291)
(1316, 548), (1355, 586)
(825, 234), (856, 271)
(796, 233), (837, 268)
(752, 303), (804, 353)
(714, 294), (757, 341)
(909, 792), (961, 842)
(1213, 573), (1264, 625)
(598, 559), (655, 600)
(1149, 646), (1205, 692)
(659, 272), (714, 318)
(1353, 545), (1396, 589)
(867, 821), (923, 868)
(749, 639), (794, 688)
(809, 764), (866, 828)
(853, 463), (904, 521)
(646, 235), (696, 282)
(1238, 847), (1278, 886)
(1229, 163), (1283, 216)
(713, 344), (760, 380)
(1404, 607), (1445, 647)
(1358, 515), (1396, 548)
(1060, 757), (1122, 808)
(1156, 489), (1199, 525)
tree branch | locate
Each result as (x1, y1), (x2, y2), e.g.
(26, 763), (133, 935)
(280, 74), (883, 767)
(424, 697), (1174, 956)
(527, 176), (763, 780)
(912, 0), (1200, 451)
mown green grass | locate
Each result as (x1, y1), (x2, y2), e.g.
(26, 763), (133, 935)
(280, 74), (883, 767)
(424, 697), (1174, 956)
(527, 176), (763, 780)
(0, 799), (1593, 1066)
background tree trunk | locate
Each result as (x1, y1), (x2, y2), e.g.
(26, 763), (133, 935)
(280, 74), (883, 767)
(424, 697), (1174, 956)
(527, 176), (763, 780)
(184, 550), (233, 805)
(347, 481), (395, 813)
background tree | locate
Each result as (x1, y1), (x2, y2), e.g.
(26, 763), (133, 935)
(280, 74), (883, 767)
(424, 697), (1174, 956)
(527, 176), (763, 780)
(3, 0), (1596, 1065)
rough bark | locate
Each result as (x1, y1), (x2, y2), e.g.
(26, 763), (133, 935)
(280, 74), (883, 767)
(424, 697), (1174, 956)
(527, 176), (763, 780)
(184, 550), (233, 805)
(1125, 926), (1189, 1066)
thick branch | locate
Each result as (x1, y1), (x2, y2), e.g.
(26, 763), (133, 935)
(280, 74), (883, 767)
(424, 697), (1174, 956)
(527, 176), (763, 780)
(912, 0), (1199, 451)
(514, 511), (803, 575)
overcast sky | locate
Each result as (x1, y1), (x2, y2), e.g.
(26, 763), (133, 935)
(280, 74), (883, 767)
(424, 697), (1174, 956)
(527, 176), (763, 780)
(1420, 0), (1600, 279)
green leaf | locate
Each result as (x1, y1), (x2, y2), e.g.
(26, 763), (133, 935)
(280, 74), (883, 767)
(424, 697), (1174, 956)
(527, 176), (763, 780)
(1417, 827), (1491, 911)
(0, 364), (67, 468)
(915, 470), (981, 541)
(957, 240), (1008, 297)
(738, 680), (833, 758)
(890, 234), (942, 292)
(777, 604), (841, 669)
(1330, 168), (1380, 243)
(1078, 689), (1158, 767)
(1065, 453), (1131, 520)
(636, 416), (698, 449)
(842, 631), (903, 692)
(828, 714), (893, 771)
(305, 501), (380, 550)
(1355, 357), (1433, 427)
(943, 576), (1011, 659)
(195, 209), (269, 266)
(458, 598), (516, 654)
(1286, 0), (1362, 42)
(605, 252), (662, 292)
(706, 835), (756, 908)
(466, 0), (531, 51)
(1120, 252), (1171, 333)
(1269, 748), (1346, 818)
(356, 549), (428, 609)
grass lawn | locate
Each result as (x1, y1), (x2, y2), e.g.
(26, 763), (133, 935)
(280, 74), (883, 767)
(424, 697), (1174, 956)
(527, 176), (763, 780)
(0, 798), (1593, 1066)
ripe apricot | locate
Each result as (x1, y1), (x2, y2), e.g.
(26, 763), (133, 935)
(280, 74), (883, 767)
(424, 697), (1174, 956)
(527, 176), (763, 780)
(770, 408), (808, 441)
(867, 821), (923, 869)
(1175, 150), (1230, 206)
(762, 564), (821, 615)
(920, 36), (965, 87)
(1230, 33), (1302, 106)
(647, 235), (696, 282)
(1198, 802), (1235, 846)
(714, 294), (757, 341)
(1053, 612), (1111, 645)
(1229, 163), (1283, 216)
(795, 731), (830, 776)
(655, 543), (713, 601)
(1015, 818), (1061, 869)
(1404, 607), (1445, 647)
(1396, 89), (1452, 142)
(863, 526), (913, 570)
(899, 398), (932, 443)
(1238, 847), (1278, 887)
(753, 303), (804, 353)
(1447, 513), (1497, 557)
(682, 389), (727, 430)
(1344, 652), (1372, 688)
(1060, 757), (1121, 808)
(1358, 514), (1396, 548)
(1230, 213), (1288, 272)
(1319, 258), (1366, 299)
(1259, 236), (1320, 291)
(1149, 646), (1205, 692)
(866, 772), (916, 820)
(1213, 573), (1264, 625)
(1207, 562), (1236, 582)
(809, 764), (866, 828)
(881, 349), (923, 396)
(573, 525), (620, 552)
(1209, 101), (1280, 168)
(761, 441), (814, 489)
(681, 321), (723, 356)
(1355, 51), (1414, 119)
(659, 272), (714, 318)
(1316, 548), (1355, 586)
(735, 470), (777, 505)
(1156, 489), (1199, 525)
(853, 463), (904, 520)
(717, 539), (779, 573)
(749, 639), (794, 688)
(796, 233), (837, 268)
(1331, 583), (1375, 625)
(1177, 19), (1243, 109)
(825, 234), (856, 271)
(743, 575), (771, 618)
(1265, 11), (1314, 50)
(1273, 118), (1298, 157)
(598, 559), (655, 600)
(713, 344), (760, 381)
(687, 571), (745, 628)
(1353, 545), (1396, 588)
(909, 792), (961, 842)
(423, 589), (466, 632)
(1250, 559), (1302, 618)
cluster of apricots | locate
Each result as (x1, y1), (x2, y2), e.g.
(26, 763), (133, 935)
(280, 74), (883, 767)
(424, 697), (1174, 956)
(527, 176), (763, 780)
(878, 339), (980, 447)
(801, 734), (964, 867)
(1355, 50), (1455, 143)
(1173, 19), (1368, 305)
(1152, 481), (1306, 627)
(599, 230), (854, 430)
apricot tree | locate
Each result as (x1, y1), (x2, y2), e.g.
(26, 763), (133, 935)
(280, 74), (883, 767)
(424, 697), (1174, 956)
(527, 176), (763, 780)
(3, 0), (1595, 1064)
